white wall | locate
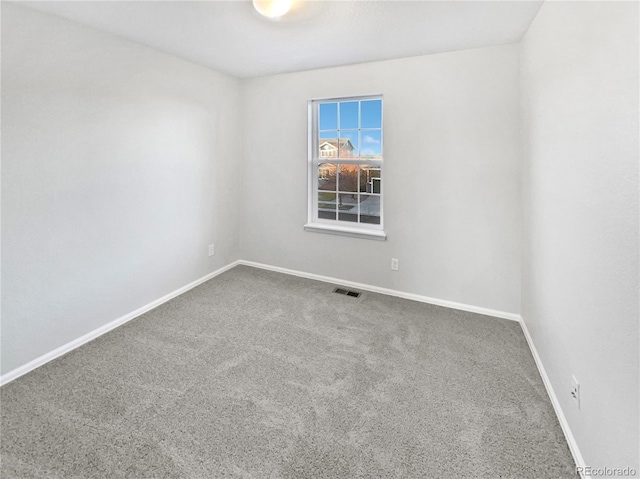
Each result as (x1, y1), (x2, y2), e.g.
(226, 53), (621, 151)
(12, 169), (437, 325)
(521, 1), (639, 472)
(240, 44), (522, 315)
(1, 4), (242, 375)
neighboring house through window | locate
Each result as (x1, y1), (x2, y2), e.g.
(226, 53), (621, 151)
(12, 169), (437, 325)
(305, 95), (385, 240)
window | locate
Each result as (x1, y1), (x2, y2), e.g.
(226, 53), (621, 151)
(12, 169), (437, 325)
(305, 95), (385, 240)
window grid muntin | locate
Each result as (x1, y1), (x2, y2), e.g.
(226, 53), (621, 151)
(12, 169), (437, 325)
(310, 95), (383, 231)
(318, 100), (383, 161)
(315, 162), (381, 225)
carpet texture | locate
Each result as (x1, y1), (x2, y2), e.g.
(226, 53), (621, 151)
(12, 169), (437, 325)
(1, 265), (576, 478)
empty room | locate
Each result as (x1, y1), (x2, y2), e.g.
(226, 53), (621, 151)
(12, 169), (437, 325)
(1, 0), (638, 477)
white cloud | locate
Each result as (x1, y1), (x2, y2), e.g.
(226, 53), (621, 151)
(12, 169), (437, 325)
(362, 134), (380, 144)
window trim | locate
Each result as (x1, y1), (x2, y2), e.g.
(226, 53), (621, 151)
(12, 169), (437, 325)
(305, 94), (386, 241)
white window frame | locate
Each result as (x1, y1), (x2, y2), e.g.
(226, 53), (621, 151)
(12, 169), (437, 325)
(304, 95), (386, 241)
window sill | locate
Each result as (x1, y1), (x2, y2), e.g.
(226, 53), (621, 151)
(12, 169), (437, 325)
(304, 223), (387, 241)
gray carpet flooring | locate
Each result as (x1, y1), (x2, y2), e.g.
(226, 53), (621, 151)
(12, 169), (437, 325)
(1, 265), (576, 478)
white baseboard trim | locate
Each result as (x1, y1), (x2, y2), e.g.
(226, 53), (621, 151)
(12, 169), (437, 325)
(237, 260), (521, 322)
(2, 257), (585, 477)
(3, 259), (518, 386)
(0, 260), (241, 387)
(519, 318), (587, 478)
(238, 261), (587, 474)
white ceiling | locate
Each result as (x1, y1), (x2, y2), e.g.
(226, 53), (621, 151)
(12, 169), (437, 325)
(22, 1), (543, 78)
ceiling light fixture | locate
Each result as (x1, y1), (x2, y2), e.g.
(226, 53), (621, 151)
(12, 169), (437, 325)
(253, 0), (292, 19)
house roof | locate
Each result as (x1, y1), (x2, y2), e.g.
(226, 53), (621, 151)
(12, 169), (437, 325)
(319, 139), (354, 151)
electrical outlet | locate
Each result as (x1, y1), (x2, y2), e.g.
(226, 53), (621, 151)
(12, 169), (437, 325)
(571, 375), (580, 409)
(391, 258), (399, 271)
(208, 244), (215, 257)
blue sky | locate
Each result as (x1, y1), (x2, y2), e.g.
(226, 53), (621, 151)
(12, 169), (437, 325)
(319, 100), (382, 157)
